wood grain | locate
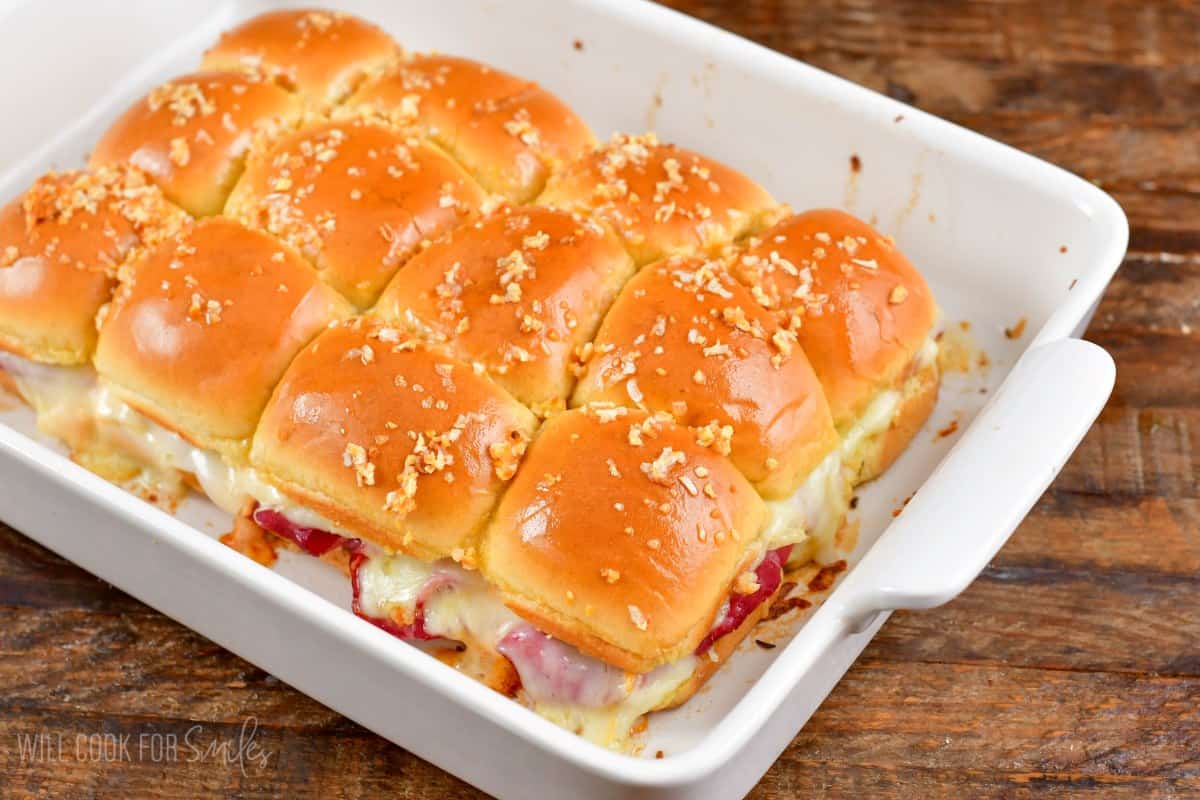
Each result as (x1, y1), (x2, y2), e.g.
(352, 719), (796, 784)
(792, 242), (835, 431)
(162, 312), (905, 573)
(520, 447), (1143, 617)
(2, 1), (1198, 798)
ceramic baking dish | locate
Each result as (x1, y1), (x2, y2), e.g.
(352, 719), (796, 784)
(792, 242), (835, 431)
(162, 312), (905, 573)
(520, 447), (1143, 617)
(0, 0), (1125, 797)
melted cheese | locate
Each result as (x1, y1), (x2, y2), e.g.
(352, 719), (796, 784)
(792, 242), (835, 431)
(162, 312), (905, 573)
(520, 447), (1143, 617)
(92, 384), (350, 531)
(357, 549), (699, 749)
(840, 334), (940, 475)
(532, 656), (697, 748)
(0, 351), (98, 449)
(840, 387), (902, 467)
(763, 449), (849, 558)
(0, 338), (938, 752)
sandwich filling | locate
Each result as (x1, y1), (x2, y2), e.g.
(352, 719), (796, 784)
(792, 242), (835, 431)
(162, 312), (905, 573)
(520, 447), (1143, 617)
(0, 351), (99, 454)
(0, 348), (856, 750)
(839, 333), (939, 481)
(253, 502), (794, 748)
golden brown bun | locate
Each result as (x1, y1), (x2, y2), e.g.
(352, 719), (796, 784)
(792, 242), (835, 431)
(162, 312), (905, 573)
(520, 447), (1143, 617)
(375, 205), (635, 415)
(202, 9), (401, 108)
(90, 71), (301, 217)
(0, 166), (186, 365)
(849, 357), (939, 485)
(94, 217), (351, 460)
(732, 209), (938, 431)
(348, 54), (595, 202)
(538, 133), (780, 266)
(481, 406), (769, 674)
(226, 118), (486, 308)
(251, 317), (538, 562)
(572, 257), (839, 500)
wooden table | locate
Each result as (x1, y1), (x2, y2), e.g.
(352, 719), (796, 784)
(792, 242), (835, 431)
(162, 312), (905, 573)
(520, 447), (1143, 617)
(2, 2), (1198, 797)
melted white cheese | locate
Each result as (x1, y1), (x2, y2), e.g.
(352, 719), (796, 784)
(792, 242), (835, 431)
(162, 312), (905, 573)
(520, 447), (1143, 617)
(92, 384), (349, 531)
(839, 387), (902, 465)
(0, 337), (938, 752)
(0, 351), (98, 448)
(839, 333), (940, 476)
(531, 656), (697, 748)
(763, 449), (849, 555)
(357, 549), (699, 749)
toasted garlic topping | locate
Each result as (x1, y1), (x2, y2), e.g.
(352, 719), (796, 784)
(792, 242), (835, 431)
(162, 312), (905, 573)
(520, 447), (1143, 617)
(628, 604), (648, 631)
(734, 571), (760, 595)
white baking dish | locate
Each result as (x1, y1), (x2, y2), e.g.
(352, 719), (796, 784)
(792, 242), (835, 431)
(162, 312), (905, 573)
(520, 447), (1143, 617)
(0, 0), (1124, 797)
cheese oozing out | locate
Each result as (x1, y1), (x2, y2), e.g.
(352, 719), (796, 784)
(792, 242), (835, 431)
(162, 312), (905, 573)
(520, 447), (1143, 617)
(0, 351), (99, 452)
(0, 334), (926, 750)
(839, 333), (939, 475)
(351, 548), (697, 748)
(763, 448), (849, 564)
(0, 361), (346, 531)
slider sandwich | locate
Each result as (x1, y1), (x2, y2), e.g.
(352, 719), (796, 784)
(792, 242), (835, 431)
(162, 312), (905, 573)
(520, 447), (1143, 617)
(90, 216), (351, 508)
(0, 4), (948, 751)
(226, 116), (486, 308)
(202, 8), (402, 109)
(539, 132), (781, 266)
(0, 165), (186, 474)
(732, 210), (940, 484)
(90, 70), (302, 217)
(242, 323), (782, 745)
(349, 54), (596, 203)
(572, 256), (848, 564)
(374, 204), (635, 417)
(247, 317), (539, 686)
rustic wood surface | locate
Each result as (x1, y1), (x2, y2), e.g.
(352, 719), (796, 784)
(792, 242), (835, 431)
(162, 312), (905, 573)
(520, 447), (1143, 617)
(2, 1), (1198, 797)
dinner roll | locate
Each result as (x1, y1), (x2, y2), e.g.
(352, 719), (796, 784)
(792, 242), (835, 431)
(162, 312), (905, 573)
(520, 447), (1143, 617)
(226, 118), (486, 308)
(0, 165), (186, 365)
(203, 9), (401, 108)
(251, 317), (538, 562)
(94, 217), (351, 461)
(349, 54), (595, 202)
(481, 405), (769, 674)
(90, 71), (301, 217)
(374, 205), (634, 416)
(572, 256), (839, 500)
(538, 132), (780, 266)
(732, 209), (940, 483)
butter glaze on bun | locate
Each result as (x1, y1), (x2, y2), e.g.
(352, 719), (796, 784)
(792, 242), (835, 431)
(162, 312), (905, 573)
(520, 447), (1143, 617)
(226, 118), (486, 308)
(251, 317), (538, 562)
(733, 210), (938, 428)
(0, 166), (186, 365)
(94, 217), (351, 460)
(349, 54), (595, 202)
(733, 210), (939, 482)
(538, 132), (780, 266)
(572, 256), (839, 499)
(203, 9), (401, 108)
(90, 71), (302, 217)
(375, 204), (635, 415)
(481, 405), (769, 673)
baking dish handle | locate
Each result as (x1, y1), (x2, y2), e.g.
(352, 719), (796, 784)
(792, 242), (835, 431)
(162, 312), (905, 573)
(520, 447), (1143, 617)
(833, 337), (1115, 633)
